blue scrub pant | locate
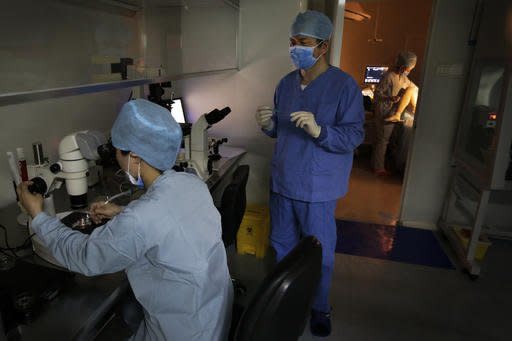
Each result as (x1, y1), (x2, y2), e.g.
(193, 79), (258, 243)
(269, 192), (337, 313)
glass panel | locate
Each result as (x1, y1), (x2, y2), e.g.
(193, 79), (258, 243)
(181, 4), (238, 73)
(0, 0), (141, 93)
(462, 65), (505, 165)
(0, 0), (239, 95)
(142, 0), (239, 77)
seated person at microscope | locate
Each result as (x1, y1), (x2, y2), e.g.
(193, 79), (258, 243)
(17, 99), (233, 341)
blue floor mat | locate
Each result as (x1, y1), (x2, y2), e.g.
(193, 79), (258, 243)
(335, 220), (454, 269)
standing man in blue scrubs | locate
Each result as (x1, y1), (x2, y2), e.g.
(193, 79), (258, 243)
(255, 10), (364, 337)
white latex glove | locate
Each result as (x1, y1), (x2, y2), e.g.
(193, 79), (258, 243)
(255, 105), (275, 130)
(290, 111), (321, 138)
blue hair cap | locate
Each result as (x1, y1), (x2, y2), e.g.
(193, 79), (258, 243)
(290, 10), (333, 40)
(111, 99), (182, 170)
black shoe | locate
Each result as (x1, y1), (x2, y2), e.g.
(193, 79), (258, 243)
(310, 309), (331, 337)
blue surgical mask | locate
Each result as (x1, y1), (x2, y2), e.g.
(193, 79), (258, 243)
(126, 154), (144, 188)
(289, 41), (323, 70)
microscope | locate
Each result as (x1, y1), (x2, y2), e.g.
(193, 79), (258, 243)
(27, 130), (108, 210)
(178, 107), (231, 180)
(25, 131), (110, 267)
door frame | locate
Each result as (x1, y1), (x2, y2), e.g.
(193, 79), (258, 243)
(330, 0), (437, 227)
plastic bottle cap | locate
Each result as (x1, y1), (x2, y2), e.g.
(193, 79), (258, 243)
(16, 147), (25, 159)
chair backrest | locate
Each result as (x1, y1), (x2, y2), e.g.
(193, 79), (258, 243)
(234, 236), (323, 341)
(220, 165), (250, 246)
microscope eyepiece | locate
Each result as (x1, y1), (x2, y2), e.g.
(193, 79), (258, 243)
(28, 177), (47, 196)
(50, 163), (61, 174)
(205, 107), (231, 125)
(97, 142), (116, 166)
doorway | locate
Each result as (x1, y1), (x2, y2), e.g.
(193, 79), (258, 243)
(335, 0), (433, 225)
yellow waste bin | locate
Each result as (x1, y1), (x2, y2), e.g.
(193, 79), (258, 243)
(236, 205), (270, 258)
(454, 227), (492, 261)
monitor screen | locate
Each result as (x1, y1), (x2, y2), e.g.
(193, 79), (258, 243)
(364, 66), (388, 84)
(169, 98), (186, 124)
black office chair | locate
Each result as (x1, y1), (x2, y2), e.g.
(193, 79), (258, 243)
(219, 165), (250, 247)
(232, 236), (323, 341)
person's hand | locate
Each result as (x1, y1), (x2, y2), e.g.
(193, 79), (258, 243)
(384, 113), (404, 123)
(89, 202), (122, 224)
(255, 106), (274, 130)
(17, 182), (44, 218)
(290, 111), (321, 138)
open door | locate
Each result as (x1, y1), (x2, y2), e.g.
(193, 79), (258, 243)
(330, 0), (434, 225)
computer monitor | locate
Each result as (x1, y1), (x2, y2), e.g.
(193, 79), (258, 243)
(364, 66), (389, 84)
(169, 98), (187, 124)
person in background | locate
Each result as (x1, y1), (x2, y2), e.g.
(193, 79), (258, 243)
(372, 51), (418, 176)
(255, 10), (364, 337)
(17, 99), (233, 341)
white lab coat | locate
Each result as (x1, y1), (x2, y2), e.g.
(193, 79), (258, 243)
(32, 170), (233, 340)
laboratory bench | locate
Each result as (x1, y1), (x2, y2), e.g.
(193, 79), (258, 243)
(0, 145), (245, 340)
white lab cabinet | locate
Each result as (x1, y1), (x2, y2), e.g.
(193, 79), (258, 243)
(453, 61), (512, 191)
(0, 0), (240, 99)
(439, 0), (512, 278)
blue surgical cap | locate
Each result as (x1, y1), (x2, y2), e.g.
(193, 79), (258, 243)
(111, 99), (182, 171)
(290, 10), (333, 40)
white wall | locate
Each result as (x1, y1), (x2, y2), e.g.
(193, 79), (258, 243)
(399, 0), (478, 228)
(173, 0), (302, 205)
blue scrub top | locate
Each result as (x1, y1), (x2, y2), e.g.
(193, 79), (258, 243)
(264, 66), (364, 202)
